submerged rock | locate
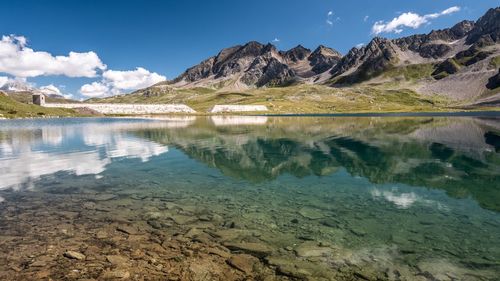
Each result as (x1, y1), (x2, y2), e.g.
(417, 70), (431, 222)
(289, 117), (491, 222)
(298, 207), (325, 220)
(100, 269), (130, 279)
(63, 251), (86, 260)
(224, 242), (274, 258)
(116, 225), (139, 235)
(295, 242), (334, 257)
(106, 255), (129, 266)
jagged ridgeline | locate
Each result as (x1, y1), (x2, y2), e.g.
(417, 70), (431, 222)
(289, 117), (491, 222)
(108, 7), (499, 109)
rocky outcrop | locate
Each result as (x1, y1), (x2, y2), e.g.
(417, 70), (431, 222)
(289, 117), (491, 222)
(308, 45), (342, 74)
(331, 37), (399, 84)
(393, 21), (475, 59)
(466, 7), (500, 45)
(432, 59), (461, 80)
(282, 45), (311, 63)
(172, 41), (342, 88)
(487, 68), (500, 89)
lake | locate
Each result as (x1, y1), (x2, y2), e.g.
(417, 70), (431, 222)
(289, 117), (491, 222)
(0, 116), (499, 280)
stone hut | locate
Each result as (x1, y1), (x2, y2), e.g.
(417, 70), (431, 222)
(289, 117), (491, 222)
(33, 94), (46, 106)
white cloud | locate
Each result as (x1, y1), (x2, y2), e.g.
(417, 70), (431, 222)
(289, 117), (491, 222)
(79, 67), (166, 98)
(326, 11), (334, 26)
(0, 35), (106, 78)
(364, 15), (369, 22)
(103, 67), (165, 90)
(356, 43), (365, 48)
(272, 38), (280, 43)
(372, 6), (461, 35)
(79, 82), (110, 98)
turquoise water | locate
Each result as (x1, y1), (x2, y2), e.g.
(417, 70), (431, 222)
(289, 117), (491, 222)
(0, 116), (499, 280)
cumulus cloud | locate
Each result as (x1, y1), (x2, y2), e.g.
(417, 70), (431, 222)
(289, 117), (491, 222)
(0, 35), (106, 78)
(355, 43), (365, 48)
(272, 38), (280, 43)
(79, 67), (166, 98)
(372, 6), (460, 35)
(102, 67), (165, 90)
(79, 81), (110, 98)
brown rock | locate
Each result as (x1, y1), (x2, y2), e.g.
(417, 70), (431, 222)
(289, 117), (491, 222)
(294, 242), (333, 257)
(227, 254), (259, 274)
(106, 255), (129, 266)
(101, 269), (130, 279)
(207, 247), (231, 259)
(224, 242), (273, 258)
(116, 225), (138, 235)
(63, 250), (86, 260)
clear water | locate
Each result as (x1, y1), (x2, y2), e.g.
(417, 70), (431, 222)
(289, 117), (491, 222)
(0, 116), (499, 280)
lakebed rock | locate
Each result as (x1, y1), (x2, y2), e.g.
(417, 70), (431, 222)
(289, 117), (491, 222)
(224, 242), (274, 258)
(63, 251), (86, 260)
(295, 242), (335, 257)
(227, 254), (259, 274)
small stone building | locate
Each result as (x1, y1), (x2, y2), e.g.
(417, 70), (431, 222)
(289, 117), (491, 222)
(33, 94), (46, 106)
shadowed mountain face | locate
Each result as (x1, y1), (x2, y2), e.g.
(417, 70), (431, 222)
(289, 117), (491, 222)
(170, 42), (342, 88)
(135, 116), (500, 212)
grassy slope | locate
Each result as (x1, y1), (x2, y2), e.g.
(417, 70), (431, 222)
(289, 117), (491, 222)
(7, 91), (79, 104)
(93, 83), (453, 114)
(0, 94), (80, 118)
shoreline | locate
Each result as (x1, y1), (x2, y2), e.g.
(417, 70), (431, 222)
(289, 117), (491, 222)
(2, 109), (500, 120)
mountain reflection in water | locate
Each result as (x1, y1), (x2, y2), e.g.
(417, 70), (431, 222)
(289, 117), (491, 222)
(134, 116), (500, 212)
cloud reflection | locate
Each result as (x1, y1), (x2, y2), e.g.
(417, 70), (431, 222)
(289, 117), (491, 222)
(371, 188), (419, 208)
(0, 119), (170, 191)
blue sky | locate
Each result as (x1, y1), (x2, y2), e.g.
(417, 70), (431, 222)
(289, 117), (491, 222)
(0, 0), (496, 99)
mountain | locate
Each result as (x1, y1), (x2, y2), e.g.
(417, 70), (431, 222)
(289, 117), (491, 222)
(96, 7), (500, 111)
(170, 42), (342, 89)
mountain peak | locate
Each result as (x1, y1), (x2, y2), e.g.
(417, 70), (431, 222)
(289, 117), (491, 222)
(466, 7), (500, 45)
(312, 45), (342, 57)
(283, 45), (311, 62)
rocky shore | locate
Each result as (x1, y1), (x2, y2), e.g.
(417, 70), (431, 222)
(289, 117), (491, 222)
(0, 189), (348, 280)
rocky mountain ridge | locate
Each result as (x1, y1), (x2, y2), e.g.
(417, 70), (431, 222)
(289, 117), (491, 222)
(151, 7), (499, 103)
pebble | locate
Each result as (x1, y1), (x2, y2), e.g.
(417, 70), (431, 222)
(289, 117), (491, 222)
(63, 251), (86, 260)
